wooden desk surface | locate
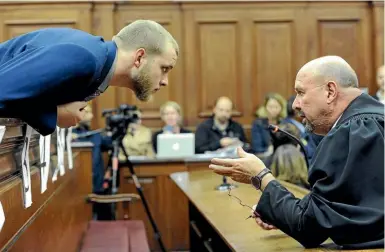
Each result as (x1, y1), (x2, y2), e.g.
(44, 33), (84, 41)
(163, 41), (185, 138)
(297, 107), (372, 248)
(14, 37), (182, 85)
(170, 170), (382, 252)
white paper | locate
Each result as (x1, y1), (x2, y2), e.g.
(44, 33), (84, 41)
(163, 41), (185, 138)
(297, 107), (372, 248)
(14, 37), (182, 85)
(66, 128), (73, 169)
(52, 127), (61, 182)
(0, 201), (4, 232)
(39, 135), (51, 193)
(55, 127), (65, 178)
(0, 126), (5, 143)
(21, 125), (32, 208)
(59, 128), (66, 175)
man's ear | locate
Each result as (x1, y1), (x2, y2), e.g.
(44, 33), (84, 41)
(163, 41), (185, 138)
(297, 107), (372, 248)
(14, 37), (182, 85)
(133, 48), (146, 68)
(326, 81), (338, 103)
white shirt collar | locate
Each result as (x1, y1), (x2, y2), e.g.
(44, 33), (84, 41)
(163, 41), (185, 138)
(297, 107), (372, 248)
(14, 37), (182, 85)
(332, 114), (343, 129)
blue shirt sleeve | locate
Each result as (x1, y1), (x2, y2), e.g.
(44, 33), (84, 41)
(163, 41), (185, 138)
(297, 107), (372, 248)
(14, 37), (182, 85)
(0, 44), (97, 135)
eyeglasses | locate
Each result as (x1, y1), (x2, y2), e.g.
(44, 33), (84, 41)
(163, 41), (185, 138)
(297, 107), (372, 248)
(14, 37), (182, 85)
(227, 187), (256, 220)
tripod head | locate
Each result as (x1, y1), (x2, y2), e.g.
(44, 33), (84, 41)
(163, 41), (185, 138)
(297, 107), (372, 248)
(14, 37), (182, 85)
(102, 104), (139, 141)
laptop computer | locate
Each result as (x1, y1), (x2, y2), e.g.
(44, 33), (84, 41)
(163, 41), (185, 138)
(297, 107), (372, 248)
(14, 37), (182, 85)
(156, 133), (195, 158)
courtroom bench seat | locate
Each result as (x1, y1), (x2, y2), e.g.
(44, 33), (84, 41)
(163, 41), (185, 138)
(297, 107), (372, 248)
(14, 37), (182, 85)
(80, 220), (150, 252)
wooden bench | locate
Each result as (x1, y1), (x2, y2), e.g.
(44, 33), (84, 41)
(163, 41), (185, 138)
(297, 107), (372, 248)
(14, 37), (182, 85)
(0, 119), (150, 252)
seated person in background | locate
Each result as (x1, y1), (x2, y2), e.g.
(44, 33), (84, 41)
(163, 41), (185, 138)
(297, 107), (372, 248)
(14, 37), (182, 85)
(269, 123), (310, 189)
(251, 92), (287, 155)
(195, 96), (247, 154)
(119, 109), (154, 159)
(281, 95), (321, 163)
(373, 65), (384, 103)
(152, 101), (191, 153)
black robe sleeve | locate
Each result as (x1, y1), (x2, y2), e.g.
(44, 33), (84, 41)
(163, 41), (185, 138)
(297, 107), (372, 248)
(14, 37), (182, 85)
(256, 114), (384, 249)
(0, 44), (97, 135)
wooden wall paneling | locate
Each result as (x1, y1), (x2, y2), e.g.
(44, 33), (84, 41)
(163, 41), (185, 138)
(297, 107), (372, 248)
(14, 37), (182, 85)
(0, 150), (93, 252)
(0, 2), (92, 42)
(114, 3), (184, 128)
(306, 2), (373, 92)
(182, 4), (248, 126)
(92, 2), (117, 129)
(372, 1), (384, 73)
(248, 3), (307, 121)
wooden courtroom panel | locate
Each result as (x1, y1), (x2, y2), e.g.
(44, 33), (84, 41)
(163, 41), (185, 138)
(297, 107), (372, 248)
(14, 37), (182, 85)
(118, 162), (189, 251)
(306, 2), (373, 92)
(183, 4), (248, 126)
(0, 123), (93, 252)
(113, 3), (184, 128)
(91, 2), (117, 129)
(372, 1), (384, 72)
(248, 3), (308, 117)
(4, 151), (92, 252)
(171, 170), (383, 252)
(0, 2), (92, 42)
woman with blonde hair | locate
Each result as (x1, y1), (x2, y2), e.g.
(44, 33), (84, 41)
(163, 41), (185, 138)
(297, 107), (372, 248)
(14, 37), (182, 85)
(269, 144), (310, 189)
(251, 92), (287, 154)
(152, 101), (191, 153)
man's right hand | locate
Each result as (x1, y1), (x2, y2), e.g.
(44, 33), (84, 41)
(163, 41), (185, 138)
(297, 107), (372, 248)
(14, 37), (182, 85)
(57, 101), (88, 128)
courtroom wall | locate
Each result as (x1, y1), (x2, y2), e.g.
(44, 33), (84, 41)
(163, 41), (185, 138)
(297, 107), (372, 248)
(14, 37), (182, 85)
(0, 0), (383, 131)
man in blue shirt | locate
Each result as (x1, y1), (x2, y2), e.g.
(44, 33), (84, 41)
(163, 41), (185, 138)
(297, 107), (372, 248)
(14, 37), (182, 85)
(0, 20), (179, 135)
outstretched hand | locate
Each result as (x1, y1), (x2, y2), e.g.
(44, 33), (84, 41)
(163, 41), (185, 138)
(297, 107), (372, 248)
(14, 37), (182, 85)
(209, 147), (266, 184)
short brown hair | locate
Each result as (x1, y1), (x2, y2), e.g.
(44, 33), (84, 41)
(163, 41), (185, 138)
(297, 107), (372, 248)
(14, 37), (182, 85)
(113, 20), (179, 56)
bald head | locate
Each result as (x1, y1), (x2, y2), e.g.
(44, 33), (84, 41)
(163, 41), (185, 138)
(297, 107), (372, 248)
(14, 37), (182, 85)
(215, 96), (233, 108)
(293, 56), (362, 135)
(298, 56), (358, 88)
(113, 19), (179, 56)
(214, 96), (233, 124)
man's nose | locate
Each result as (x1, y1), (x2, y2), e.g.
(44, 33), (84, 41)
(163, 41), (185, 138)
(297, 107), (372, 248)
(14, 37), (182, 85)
(160, 76), (168, 87)
(292, 96), (300, 110)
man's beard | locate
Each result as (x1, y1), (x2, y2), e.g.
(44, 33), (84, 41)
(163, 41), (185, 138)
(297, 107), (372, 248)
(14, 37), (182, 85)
(132, 62), (153, 102)
(300, 109), (332, 134)
(303, 118), (315, 133)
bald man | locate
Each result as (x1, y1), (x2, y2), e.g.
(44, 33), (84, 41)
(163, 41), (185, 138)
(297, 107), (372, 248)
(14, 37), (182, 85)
(210, 56), (384, 249)
(0, 20), (178, 135)
(195, 96), (247, 153)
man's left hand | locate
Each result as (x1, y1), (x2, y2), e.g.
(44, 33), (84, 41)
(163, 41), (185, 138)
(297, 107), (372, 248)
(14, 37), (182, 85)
(209, 147), (266, 184)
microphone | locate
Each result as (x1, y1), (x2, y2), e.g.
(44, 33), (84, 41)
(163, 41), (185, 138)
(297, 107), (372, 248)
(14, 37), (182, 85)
(268, 124), (309, 169)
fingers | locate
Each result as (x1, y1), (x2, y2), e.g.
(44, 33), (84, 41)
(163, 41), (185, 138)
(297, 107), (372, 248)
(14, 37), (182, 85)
(211, 158), (236, 166)
(209, 164), (234, 175)
(237, 146), (248, 158)
(255, 217), (277, 230)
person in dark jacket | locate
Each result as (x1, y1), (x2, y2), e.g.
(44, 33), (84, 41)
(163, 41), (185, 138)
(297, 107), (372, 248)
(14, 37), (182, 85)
(195, 96), (247, 154)
(0, 20), (179, 135)
(152, 101), (191, 153)
(210, 56), (384, 249)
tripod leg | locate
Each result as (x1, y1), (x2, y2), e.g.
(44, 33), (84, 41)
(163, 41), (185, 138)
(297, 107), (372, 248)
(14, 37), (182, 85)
(119, 142), (168, 252)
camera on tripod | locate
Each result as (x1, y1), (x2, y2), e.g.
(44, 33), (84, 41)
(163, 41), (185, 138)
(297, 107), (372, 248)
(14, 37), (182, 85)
(102, 104), (139, 140)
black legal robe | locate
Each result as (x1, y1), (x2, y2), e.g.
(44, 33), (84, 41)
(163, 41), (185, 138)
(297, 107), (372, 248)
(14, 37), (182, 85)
(256, 93), (384, 249)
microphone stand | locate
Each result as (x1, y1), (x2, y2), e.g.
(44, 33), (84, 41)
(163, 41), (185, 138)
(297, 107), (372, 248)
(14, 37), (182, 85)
(215, 175), (237, 191)
(118, 140), (167, 252)
(268, 124), (310, 169)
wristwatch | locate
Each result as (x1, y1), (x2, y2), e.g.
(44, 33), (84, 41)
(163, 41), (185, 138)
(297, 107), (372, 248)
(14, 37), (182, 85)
(251, 168), (271, 190)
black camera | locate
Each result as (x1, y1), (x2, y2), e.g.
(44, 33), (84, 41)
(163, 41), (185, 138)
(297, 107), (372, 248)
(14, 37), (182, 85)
(102, 104), (139, 140)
